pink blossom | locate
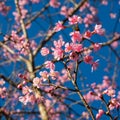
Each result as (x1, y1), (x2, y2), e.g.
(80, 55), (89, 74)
(60, 6), (73, 17)
(51, 47), (64, 60)
(82, 112), (89, 119)
(41, 47), (49, 56)
(50, 70), (59, 80)
(67, 62), (74, 70)
(19, 96), (28, 105)
(83, 14), (94, 27)
(22, 86), (32, 95)
(94, 24), (105, 35)
(60, 6), (68, 16)
(103, 86), (115, 97)
(70, 31), (82, 43)
(111, 41), (118, 48)
(110, 13), (116, 19)
(69, 52), (79, 61)
(45, 99), (51, 107)
(101, 0), (108, 5)
(30, 40), (37, 50)
(89, 6), (97, 15)
(109, 98), (120, 110)
(83, 55), (93, 64)
(79, 2), (90, 12)
(72, 43), (83, 52)
(68, 15), (82, 25)
(83, 30), (92, 39)
(54, 21), (65, 32)
(44, 61), (55, 70)
(102, 77), (111, 88)
(13, 8), (28, 23)
(28, 94), (36, 105)
(18, 0), (29, 6)
(91, 59), (99, 72)
(83, 48), (92, 55)
(96, 109), (104, 120)
(0, 2), (11, 16)
(33, 77), (41, 88)
(93, 43), (101, 51)
(39, 71), (49, 81)
(31, 0), (40, 3)
(53, 36), (65, 48)
(49, 0), (60, 8)
(65, 43), (73, 52)
(0, 87), (7, 98)
(0, 79), (5, 86)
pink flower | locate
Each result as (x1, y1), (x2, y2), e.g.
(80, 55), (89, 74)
(70, 31), (82, 43)
(94, 24), (105, 35)
(65, 43), (73, 52)
(83, 30), (92, 39)
(96, 109), (104, 120)
(0, 2), (11, 16)
(82, 112), (89, 119)
(51, 47), (64, 60)
(49, 0), (60, 8)
(103, 87), (115, 97)
(30, 40), (37, 50)
(83, 14), (94, 27)
(53, 36), (65, 48)
(91, 59), (99, 72)
(101, 0), (108, 5)
(19, 96), (28, 105)
(69, 52), (79, 61)
(31, 0), (40, 3)
(50, 70), (59, 80)
(68, 15), (82, 25)
(79, 2), (90, 12)
(89, 6), (97, 15)
(0, 79), (5, 86)
(33, 77), (41, 88)
(72, 43), (83, 52)
(111, 41), (118, 48)
(109, 98), (120, 110)
(60, 6), (73, 17)
(39, 71), (49, 81)
(41, 47), (49, 56)
(22, 86), (32, 95)
(54, 21), (65, 32)
(44, 61), (55, 70)
(110, 13), (116, 19)
(93, 43), (101, 51)
(83, 55), (93, 64)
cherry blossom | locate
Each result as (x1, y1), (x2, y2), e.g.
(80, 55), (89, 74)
(39, 71), (49, 81)
(60, 6), (73, 17)
(96, 109), (104, 120)
(93, 43), (101, 51)
(41, 47), (50, 56)
(49, 0), (60, 8)
(91, 59), (99, 72)
(44, 61), (55, 70)
(94, 24), (105, 35)
(33, 77), (41, 88)
(54, 21), (65, 32)
(83, 30), (92, 39)
(72, 43), (83, 52)
(51, 47), (64, 60)
(68, 15), (82, 25)
(70, 31), (82, 43)
(83, 55), (93, 64)
(65, 43), (73, 53)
